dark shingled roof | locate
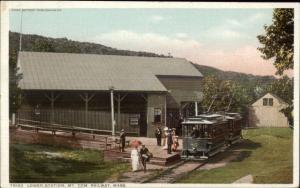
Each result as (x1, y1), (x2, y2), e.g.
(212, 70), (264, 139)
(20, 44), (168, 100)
(18, 52), (203, 92)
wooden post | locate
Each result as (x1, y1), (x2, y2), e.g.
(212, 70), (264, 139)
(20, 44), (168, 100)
(165, 94), (167, 127)
(51, 92), (54, 123)
(110, 87), (115, 136)
(117, 94), (121, 129)
(79, 93), (95, 127)
(141, 94), (148, 137)
(114, 93), (127, 130)
(45, 92), (60, 124)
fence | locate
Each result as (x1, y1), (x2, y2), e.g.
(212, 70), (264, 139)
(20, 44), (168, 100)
(16, 109), (140, 135)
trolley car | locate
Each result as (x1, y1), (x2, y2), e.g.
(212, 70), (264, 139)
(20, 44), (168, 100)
(223, 112), (243, 145)
(181, 114), (229, 159)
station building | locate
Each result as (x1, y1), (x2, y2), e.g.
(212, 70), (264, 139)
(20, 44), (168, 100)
(17, 51), (203, 137)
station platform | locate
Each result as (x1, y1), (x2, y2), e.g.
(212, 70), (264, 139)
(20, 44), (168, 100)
(104, 136), (183, 166)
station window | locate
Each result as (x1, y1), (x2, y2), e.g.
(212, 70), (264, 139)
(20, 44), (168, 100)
(154, 108), (162, 123)
(263, 98), (268, 106)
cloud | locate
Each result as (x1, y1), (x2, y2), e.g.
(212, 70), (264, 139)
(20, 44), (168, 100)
(89, 30), (278, 76)
(247, 13), (268, 23)
(196, 45), (278, 76)
(220, 29), (244, 38)
(204, 27), (246, 40)
(93, 30), (202, 58)
(174, 33), (188, 38)
(225, 19), (242, 27)
(150, 15), (165, 23)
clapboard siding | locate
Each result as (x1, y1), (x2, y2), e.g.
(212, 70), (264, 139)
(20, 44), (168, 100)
(248, 93), (289, 127)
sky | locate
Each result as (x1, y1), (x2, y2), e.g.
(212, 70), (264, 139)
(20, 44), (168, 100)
(9, 8), (283, 76)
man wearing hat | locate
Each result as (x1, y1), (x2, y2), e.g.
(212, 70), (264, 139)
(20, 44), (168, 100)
(155, 125), (162, 146)
(139, 144), (151, 172)
(120, 129), (126, 152)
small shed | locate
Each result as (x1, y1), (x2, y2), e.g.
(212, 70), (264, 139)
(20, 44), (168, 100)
(248, 93), (289, 127)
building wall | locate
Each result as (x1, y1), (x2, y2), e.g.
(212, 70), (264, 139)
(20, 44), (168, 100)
(18, 91), (148, 135)
(146, 93), (166, 137)
(157, 76), (202, 91)
(157, 76), (202, 108)
(248, 93), (289, 127)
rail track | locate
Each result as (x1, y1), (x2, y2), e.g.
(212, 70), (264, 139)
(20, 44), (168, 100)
(143, 159), (207, 183)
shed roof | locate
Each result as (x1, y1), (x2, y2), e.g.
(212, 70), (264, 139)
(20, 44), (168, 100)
(18, 52), (203, 92)
(251, 92), (288, 106)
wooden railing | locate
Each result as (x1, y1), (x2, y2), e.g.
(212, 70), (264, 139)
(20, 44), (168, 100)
(17, 109), (139, 135)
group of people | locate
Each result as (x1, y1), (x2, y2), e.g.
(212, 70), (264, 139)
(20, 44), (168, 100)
(130, 144), (152, 172)
(155, 126), (179, 154)
(190, 126), (211, 138)
(121, 126), (179, 173)
(120, 129), (152, 172)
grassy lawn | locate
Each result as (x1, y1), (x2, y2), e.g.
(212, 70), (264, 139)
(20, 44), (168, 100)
(177, 128), (293, 184)
(10, 143), (131, 183)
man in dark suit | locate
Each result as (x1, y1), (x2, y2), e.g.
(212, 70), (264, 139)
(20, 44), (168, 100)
(139, 145), (150, 172)
(120, 129), (126, 152)
(155, 126), (162, 146)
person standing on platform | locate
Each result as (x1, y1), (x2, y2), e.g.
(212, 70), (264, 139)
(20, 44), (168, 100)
(162, 127), (168, 150)
(120, 129), (126, 152)
(130, 146), (140, 172)
(139, 145), (150, 172)
(167, 129), (173, 154)
(155, 126), (162, 146)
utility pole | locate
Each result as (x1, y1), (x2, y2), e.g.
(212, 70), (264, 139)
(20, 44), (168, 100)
(19, 9), (23, 51)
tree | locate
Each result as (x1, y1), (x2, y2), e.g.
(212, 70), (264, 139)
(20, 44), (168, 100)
(9, 49), (23, 115)
(201, 75), (220, 111)
(257, 8), (294, 75)
(32, 38), (54, 52)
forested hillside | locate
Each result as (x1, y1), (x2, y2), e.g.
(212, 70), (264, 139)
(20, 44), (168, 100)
(9, 31), (276, 115)
(9, 31), (167, 57)
(9, 31), (275, 83)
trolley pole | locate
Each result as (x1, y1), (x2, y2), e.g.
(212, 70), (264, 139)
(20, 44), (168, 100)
(195, 101), (198, 116)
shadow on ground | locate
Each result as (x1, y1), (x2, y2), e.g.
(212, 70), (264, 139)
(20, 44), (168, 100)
(206, 139), (262, 164)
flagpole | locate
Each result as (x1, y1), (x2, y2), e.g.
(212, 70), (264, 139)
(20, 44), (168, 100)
(19, 9), (23, 51)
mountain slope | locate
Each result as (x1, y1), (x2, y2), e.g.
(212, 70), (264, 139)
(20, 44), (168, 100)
(9, 31), (168, 58)
(193, 64), (275, 85)
(9, 31), (276, 84)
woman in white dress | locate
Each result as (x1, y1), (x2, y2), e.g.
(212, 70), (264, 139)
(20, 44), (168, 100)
(162, 127), (169, 150)
(131, 147), (140, 172)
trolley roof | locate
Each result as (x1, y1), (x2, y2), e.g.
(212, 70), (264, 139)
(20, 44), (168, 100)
(181, 119), (214, 125)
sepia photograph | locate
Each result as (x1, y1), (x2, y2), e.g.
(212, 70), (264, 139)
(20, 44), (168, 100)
(1, 1), (299, 187)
